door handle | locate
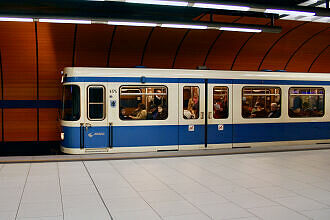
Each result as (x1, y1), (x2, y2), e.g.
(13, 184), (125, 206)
(208, 112), (212, 119)
(85, 123), (91, 131)
(201, 112), (204, 119)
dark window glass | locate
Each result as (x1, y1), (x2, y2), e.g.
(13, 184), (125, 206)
(213, 87), (228, 119)
(119, 86), (168, 120)
(88, 86), (105, 120)
(183, 86), (199, 119)
(89, 104), (104, 119)
(61, 85), (80, 121)
(289, 87), (324, 118)
(89, 87), (103, 103)
(242, 87), (281, 118)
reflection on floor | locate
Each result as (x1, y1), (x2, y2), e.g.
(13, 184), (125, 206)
(0, 150), (330, 220)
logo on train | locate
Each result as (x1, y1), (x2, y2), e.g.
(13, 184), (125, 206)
(88, 132), (105, 138)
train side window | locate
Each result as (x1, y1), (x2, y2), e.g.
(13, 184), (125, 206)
(288, 87), (324, 118)
(213, 87), (228, 119)
(183, 86), (199, 119)
(61, 85), (80, 121)
(242, 87), (281, 118)
(88, 86), (105, 120)
(119, 86), (168, 120)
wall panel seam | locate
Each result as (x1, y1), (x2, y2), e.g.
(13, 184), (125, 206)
(308, 45), (329, 72)
(203, 17), (242, 66)
(140, 27), (154, 66)
(107, 26), (117, 67)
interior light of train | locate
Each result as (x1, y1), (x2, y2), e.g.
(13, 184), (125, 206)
(0, 17), (33, 22)
(161, 24), (208, 29)
(108, 21), (157, 27)
(126, 0), (188, 7)
(192, 3), (250, 11)
(219, 27), (262, 33)
(265, 9), (315, 16)
(39, 19), (92, 24)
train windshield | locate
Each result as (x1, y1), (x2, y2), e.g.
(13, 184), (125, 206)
(61, 85), (80, 121)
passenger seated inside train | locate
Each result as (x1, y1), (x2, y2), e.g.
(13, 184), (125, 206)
(251, 102), (267, 118)
(155, 105), (167, 120)
(119, 108), (130, 120)
(213, 98), (228, 119)
(183, 86), (199, 119)
(147, 105), (158, 120)
(268, 103), (281, 118)
(129, 103), (147, 120)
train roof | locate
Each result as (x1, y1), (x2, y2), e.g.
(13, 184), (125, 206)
(63, 67), (330, 82)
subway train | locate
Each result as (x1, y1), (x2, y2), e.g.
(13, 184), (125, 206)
(60, 67), (330, 154)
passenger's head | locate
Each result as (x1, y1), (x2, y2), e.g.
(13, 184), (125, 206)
(158, 106), (163, 112)
(138, 103), (146, 110)
(121, 108), (126, 115)
(150, 104), (156, 111)
(271, 103), (278, 111)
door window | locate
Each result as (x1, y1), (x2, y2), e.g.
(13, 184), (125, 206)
(88, 86), (105, 120)
(213, 87), (228, 119)
(183, 86), (199, 119)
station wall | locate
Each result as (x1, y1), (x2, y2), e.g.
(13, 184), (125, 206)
(0, 16), (329, 142)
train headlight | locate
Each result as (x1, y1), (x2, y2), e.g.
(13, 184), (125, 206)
(61, 132), (64, 140)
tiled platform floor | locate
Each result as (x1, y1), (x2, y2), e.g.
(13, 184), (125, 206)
(1, 150), (330, 220)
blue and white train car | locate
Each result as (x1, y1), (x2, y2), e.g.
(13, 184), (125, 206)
(60, 67), (330, 154)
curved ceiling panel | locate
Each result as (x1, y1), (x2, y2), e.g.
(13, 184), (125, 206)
(173, 29), (219, 69)
(142, 28), (187, 68)
(204, 31), (250, 69)
(286, 28), (329, 73)
(260, 21), (328, 71)
(232, 20), (305, 71)
(0, 22), (36, 100)
(108, 26), (152, 68)
(309, 46), (329, 73)
(38, 23), (75, 100)
(75, 24), (114, 67)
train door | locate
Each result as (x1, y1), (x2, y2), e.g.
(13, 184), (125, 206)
(178, 82), (205, 150)
(207, 83), (233, 148)
(82, 84), (109, 149)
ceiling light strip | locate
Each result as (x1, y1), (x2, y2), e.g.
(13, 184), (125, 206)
(38, 19), (90, 24)
(161, 23), (207, 29)
(265, 9), (315, 16)
(192, 3), (250, 11)
(108, 21), (157, 27)
(0, 17), (34, 22)
(39, 19), (92, 24)
(219, 27), (262, 33)
(126, 0), (188, 6)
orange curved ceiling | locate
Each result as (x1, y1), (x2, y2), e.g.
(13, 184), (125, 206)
(0, 17), (329, 142)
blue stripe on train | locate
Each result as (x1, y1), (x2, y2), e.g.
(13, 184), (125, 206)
(233, 122), (330, 143)
(61, 122), (330, 149)
(64, 76), (330, 86)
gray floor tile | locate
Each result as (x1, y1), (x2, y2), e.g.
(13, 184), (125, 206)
(248, 205), (310, 220)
